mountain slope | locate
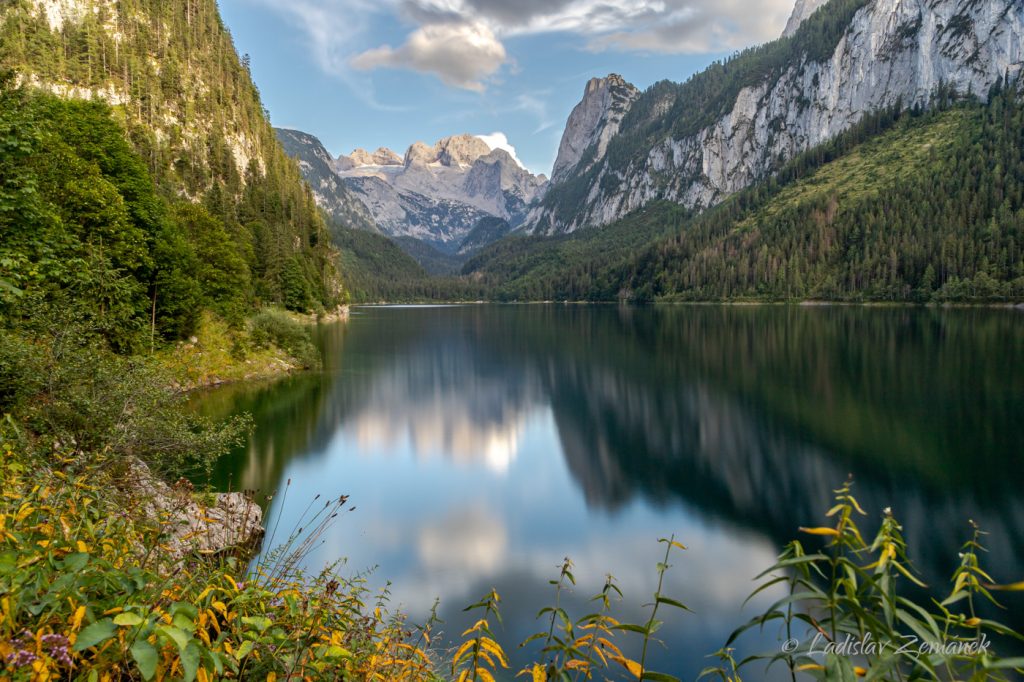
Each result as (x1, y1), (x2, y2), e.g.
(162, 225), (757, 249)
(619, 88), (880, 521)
(0, 0), (343, 338)
(275, 128), (379, 234)
(530, 0), (1023, 234)
(467, 91), (1024, 302)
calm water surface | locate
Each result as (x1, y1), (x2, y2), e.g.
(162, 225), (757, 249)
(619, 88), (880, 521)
(192, 305), (1024, 679)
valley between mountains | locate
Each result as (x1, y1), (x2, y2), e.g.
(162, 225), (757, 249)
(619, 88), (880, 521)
(2, 0), (1024, 680)
(274, 0), (1024, 304)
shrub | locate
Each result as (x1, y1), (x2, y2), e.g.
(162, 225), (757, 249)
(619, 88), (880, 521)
(249, 309), (320, 370)
(0, 318), (248, 478)
(0, 445), (441, 682)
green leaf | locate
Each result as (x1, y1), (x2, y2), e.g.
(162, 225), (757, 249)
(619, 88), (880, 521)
(114, 612), (145, 627)
(61, 553), (90, 572)
(824, 654), (858, 682)
(73, 619), (117, 651)
(171, 602), (199, 620)
(180, 641), (201, 682)
(234, 640), (255, 661)
(656, 596), (692, 612)
(323, 645), (353, 659)
(241, 615), (273, 633)
(985, 657), (1024, 670)
(613, 623), (651, 635)
(172, 612), (196, 632)
(131, 641), (159, 681)
(642, 672), (681, 682)
(157, 625), (191, 652)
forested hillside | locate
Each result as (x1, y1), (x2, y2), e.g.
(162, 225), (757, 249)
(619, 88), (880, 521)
(0, 0), (342, 349)
(468, 88), (1024, 303)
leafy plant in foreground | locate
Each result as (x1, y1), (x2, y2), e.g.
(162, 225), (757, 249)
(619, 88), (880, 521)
(452, 589), (508, 682)
(711, 479), (1024, 681)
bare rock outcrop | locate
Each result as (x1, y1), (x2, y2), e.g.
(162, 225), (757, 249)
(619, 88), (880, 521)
(126, 458), (264, 564)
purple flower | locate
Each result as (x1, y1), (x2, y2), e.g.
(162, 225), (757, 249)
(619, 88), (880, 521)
(41, 633), (72, 667)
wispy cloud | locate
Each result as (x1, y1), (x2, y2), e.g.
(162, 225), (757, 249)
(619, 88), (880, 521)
(245, 0), (795, 92)
(513, 92), (557, 134)
(244, 0), (408, 110)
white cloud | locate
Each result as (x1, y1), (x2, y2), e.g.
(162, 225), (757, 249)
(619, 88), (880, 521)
(407, 0), (796, 52)
(351, 21), (506, 92)
(475, 132), (525, 169)
(246, 0), (796, 92)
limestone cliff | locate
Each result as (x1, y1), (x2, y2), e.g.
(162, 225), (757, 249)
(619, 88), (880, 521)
(529, 0), (1023, 234)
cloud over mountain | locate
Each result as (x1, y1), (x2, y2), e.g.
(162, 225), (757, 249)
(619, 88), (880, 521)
(352, 22), (506, 92)
(247, 0), (794, 91)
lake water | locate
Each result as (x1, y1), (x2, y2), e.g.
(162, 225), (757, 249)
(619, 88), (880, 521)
(192, 304), (1024, 679)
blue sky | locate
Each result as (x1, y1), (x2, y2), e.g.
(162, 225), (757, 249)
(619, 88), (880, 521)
(219, 0), (796, 175)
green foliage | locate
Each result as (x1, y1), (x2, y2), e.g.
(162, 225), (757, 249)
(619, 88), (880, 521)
(332, 228), (427, 301)
(280, 257), (314, 313)
(0, 314), (248, 477)
(173, 203), (251, 322)
(463, 202), (689, 301)
(0, 82), (338, 359)
(470, 90), (1024, 304)
(249, 309), (320, 370)
(709, 480), (1024, 681)
(0, 86), (158, 350)
(0, 0), (342, 324)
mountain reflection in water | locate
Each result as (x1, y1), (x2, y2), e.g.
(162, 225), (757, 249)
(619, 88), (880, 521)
(192, 305), (1024, 679)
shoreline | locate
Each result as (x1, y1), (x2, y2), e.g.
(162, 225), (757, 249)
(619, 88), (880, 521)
(166, 306), (351, 393)
(351, 299), (1024, 310)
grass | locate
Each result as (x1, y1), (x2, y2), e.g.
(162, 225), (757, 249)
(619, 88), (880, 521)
(738, 110), (965, 229)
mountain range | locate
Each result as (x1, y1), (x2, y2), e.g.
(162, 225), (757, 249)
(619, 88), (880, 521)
(10, 0), (1018, 306)
(273, 0), (1021, 301)
(528, 0), (1022, 234)
(277, 129), (548, 271)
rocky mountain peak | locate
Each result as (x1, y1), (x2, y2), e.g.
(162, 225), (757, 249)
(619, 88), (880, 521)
(403, 141), (436, 168)
(435, 134), (494, 168)
(337, 146), (402, 170)
(783, 0), (830, 37)
(550, 73), (641, 184)
(291, 129), (549, 256)
(530, 0), (1024, 235)
(401, 134), (499, 169)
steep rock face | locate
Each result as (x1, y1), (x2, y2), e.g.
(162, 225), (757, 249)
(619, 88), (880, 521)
(464, 149), (548, 221)
(342, 175), (495, 247)
(275, 129), (379, 233)
(550, 74), (641, 184)
(530, 0), (1024, 234)
(783, 0), (831, 37)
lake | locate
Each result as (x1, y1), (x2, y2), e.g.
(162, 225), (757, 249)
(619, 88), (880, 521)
(192, 304), (1024, 679)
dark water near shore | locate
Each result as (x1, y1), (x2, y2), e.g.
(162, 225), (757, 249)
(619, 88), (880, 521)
(192, 304), (1024, 679)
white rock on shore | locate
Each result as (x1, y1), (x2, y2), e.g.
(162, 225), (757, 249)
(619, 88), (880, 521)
(126, 458), (264, 564)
